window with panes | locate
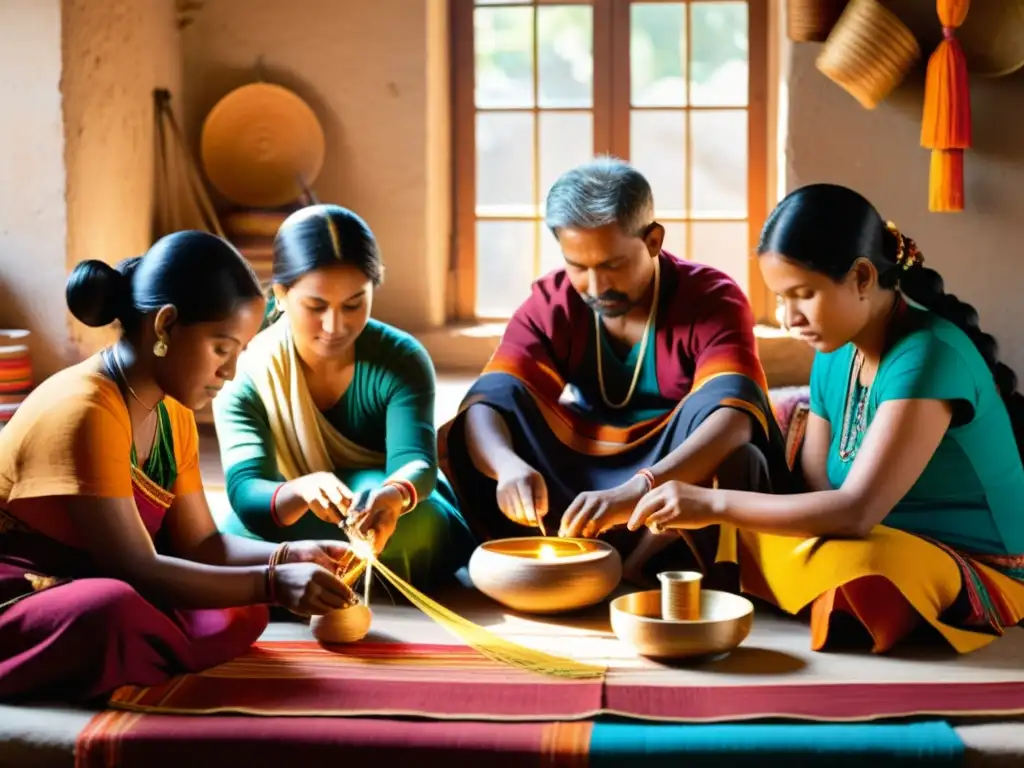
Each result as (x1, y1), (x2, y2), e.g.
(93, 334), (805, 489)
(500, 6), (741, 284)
(451, 0), (770, 321)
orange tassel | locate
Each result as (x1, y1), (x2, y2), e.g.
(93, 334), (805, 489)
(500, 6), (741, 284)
(929, 149), (963, 213)
(920, 0), (971, 212)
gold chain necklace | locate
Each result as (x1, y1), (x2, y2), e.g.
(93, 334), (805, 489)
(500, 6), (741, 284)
(110, 347), (160, 463)
(595, 257), (661, 410)
(112, 346), (159, 412)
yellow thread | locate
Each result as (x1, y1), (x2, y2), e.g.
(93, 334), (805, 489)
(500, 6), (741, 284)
(365, 556), (604, 679)
(341, 528), (602, 678)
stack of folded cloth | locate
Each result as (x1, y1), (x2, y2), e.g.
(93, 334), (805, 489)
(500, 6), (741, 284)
(221, 208), (296, 288)
(0, 330), (32, 431)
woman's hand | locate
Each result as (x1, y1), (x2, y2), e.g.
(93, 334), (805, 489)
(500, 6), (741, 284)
(559, 476), (649, 538)
(626, 481), (717, 533)
(272, 562), (355, 616)
(283, 540), (352, 573)
(346, 486), (404, 554)
(280, 472), (354, 525)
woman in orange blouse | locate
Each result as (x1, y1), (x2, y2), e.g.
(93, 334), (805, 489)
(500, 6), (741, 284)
(0, 231), (355, 702)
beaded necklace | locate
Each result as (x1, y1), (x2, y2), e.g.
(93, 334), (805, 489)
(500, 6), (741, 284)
(836, 295), (905, 463)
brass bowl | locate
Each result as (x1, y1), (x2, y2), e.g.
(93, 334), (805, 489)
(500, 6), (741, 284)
(610, 589), (753, 660)
(468, 537), (622, 614)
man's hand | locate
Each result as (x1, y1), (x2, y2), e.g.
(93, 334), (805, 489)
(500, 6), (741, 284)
(559, 475), (650, 538)
(495, 459), (549, 529)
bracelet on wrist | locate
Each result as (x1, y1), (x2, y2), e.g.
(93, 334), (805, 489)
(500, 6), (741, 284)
(265, 543), (288, 604)
(635, 468), (655, 493)
(384, 478), (418, 512)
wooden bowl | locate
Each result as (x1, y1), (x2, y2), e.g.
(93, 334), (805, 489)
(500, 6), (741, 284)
(610, 589), (753, 660)
(468, 537), (622, 614)
(310, 603), (372, 644)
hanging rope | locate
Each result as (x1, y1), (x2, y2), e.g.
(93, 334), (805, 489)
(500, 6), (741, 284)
(152, 88), (225, 238)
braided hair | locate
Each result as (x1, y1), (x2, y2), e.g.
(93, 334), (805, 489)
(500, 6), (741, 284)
(758, 183), (1024, 456)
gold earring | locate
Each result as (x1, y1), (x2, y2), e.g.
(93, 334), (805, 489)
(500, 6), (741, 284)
(153, 339), (168, 358)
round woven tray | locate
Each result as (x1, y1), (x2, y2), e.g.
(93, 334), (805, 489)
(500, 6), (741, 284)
(787, 0), (848, 43)
(817, 0), (921, 109)
(201, 83), (325, 209)
(886, 0), (1024, 78)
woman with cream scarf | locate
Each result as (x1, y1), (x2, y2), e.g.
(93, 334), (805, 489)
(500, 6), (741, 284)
(213, 205), (474, 587)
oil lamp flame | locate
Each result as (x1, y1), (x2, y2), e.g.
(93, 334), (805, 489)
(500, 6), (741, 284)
(537, 543), (558, 561)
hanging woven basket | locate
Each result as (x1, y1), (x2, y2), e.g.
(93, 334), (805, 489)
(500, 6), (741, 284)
(201, 83), (325, 209)
(816, 0), (921, 109)
(787, 0), (849, 43)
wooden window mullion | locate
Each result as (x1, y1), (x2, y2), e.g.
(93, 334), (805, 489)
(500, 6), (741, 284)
(451, 0), (477, 321)
(746, 0), (772, 324)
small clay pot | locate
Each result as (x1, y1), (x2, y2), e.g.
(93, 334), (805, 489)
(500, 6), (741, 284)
(310, 603), (372, 644)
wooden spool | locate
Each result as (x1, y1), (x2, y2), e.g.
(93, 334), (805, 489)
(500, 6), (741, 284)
(816, 0), (921, 109)
(787, 0), (848, 43)
(309, 603), (372, 644)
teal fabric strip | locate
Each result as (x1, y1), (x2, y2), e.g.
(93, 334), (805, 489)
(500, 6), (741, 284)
(590, 720), (964, 767)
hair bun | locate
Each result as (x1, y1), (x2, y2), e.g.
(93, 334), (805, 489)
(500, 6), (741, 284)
(65, 259), (132, 327)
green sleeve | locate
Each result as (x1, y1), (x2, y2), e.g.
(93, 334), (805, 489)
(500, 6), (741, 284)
(878, 333), (977, 410)
(381, 337), (440, 503)
(211, 372), (284, 539)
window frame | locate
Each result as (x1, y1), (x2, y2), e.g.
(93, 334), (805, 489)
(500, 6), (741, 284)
(450, 0), (773, 324)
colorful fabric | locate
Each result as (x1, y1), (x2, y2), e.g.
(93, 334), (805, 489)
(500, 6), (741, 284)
(755, 307), (1024, 653)
(101, 639), (1024, 723)
(450, 252), (778, 447)
(75, 713), (963, 768)
(213, 319), (474, 586)
(588, 721), (963, 767)
(439, 253), (790, 548)
(77, 713), (592, 768)
(810, 307), (1024, 556)
(0, 461), (267, 702)
(717, 523), (1024, 654)
(0, 356), (202, 550)
(109, 641), (604, 719)
(228, 318), (385, 483)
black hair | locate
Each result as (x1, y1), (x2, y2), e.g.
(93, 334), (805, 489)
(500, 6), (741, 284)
(758, 183), (1024, 455)
(272, 204), (384, 289)
(66, 230), (263, 337)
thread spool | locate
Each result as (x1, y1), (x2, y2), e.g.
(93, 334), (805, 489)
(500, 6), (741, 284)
(309, 602), (372, 644)
(658, 571), (702, 621)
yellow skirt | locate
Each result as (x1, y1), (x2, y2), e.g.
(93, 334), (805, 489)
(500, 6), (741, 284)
(714, 524), (1024, 654)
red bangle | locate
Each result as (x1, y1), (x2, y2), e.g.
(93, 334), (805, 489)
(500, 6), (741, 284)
(636, 468), (655, 493)
(385, 478), (418, 511)
(270, 484), (285, 526)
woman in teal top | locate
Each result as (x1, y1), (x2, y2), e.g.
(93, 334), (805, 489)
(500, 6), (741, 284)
(625, 183), (1024, 654)
(213, 204), (474, 587)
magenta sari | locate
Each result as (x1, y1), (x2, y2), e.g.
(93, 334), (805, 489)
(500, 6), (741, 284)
(0, 464), (268, 703)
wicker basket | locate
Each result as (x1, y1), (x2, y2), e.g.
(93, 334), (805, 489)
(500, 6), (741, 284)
(787, 0), (848, 43)
(816, 0), (921, 109)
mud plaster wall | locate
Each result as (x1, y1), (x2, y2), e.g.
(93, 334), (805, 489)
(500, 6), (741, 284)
(785, 43), (1024, 375)
(180, 0), (451, 332)
(0, 0), (183, 378)
(62, 0), (184, 358)
(0, 0), (69, 378)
